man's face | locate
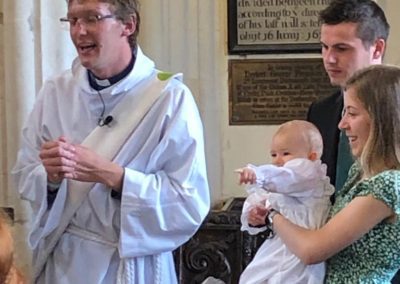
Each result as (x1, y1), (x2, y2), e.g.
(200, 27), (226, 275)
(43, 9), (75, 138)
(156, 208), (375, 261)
(67, 0), (134, 78)
(321, 22), (377, 87)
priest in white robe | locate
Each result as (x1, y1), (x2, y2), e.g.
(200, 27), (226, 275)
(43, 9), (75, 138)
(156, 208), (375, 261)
(12, 0), (210, 283)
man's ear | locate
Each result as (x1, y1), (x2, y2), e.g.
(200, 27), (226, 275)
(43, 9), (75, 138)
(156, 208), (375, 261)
(372, 38), (386, 60)
(308, 152), (318, 161)
(121, 15), (136, 37)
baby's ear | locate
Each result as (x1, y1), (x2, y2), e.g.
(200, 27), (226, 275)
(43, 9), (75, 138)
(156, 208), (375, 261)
(308, 152), (318, 161)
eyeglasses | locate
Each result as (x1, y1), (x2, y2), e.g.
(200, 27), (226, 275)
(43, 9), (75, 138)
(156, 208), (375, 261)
(59, 14), (115, 29)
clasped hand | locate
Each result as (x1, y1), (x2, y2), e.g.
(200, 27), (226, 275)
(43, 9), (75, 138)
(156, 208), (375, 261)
(39, 136), (123, 189)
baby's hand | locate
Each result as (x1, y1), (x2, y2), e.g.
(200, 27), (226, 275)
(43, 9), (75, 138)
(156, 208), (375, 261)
(248, 205), (268, 226)
(235, 167), (257, 185)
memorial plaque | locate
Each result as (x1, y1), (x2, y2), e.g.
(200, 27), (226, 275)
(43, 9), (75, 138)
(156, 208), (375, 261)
(229, 58), (338, 125)
(228, 0), (332, 54)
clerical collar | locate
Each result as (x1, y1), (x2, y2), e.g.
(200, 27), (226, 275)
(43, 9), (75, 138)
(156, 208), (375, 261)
(88, 47), (137, 91)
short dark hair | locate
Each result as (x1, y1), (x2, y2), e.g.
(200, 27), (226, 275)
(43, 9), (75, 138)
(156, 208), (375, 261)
(319, 0), (389, 48)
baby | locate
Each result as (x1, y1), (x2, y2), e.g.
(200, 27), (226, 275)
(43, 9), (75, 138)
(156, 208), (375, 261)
(238, 120), (334, 284)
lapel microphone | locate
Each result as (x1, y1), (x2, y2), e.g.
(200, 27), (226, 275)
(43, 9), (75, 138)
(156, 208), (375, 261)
(96, 90), (114, 127)
(98, 115), (114, 127)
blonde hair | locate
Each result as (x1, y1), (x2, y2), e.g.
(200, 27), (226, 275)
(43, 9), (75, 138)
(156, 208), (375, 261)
(0, 211), (25, 284)
(0, 211), (14, 283)
(345, 64), (400, 177)
(276, 120), (323, 159)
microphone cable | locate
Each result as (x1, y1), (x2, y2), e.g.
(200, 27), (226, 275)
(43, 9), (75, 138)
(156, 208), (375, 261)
(96, 90), (113, 126)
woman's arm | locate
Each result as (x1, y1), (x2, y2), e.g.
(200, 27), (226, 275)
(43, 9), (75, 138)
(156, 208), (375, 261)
(273, 194), (394, 264)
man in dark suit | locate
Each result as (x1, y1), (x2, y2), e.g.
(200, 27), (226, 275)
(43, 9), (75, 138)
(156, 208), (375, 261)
(307, 1), (400, 283)
(307, 0), (389, 189)
(308, 91), (343, 187)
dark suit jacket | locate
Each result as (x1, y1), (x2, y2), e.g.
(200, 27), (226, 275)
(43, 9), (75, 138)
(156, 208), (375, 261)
(307, 90), (343, 186)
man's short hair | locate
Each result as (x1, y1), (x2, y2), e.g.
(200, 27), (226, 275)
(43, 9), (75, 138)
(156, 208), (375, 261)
(102, 0), (140, 48)
(319, 0), (389, 48)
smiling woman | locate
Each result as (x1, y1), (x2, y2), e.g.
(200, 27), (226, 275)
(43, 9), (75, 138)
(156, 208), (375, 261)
(342, 65), (400, 178)
(338, 87), (371, 159)
(265, 64), (400, 283)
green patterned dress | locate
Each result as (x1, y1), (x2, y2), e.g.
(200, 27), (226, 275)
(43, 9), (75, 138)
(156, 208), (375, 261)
(325, 163), (400, 283)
